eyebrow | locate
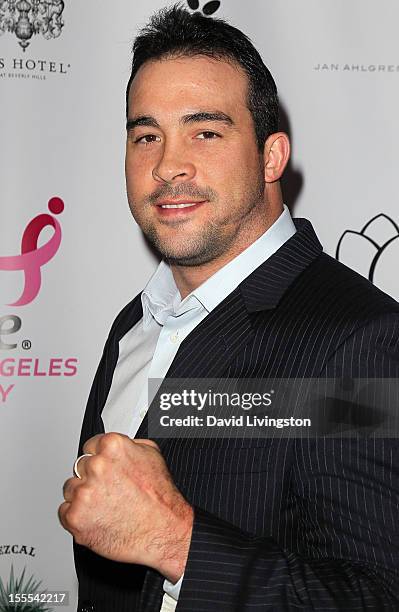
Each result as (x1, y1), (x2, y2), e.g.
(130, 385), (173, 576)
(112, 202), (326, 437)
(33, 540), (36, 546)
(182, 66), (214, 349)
(126, 116), (160, 131)
(181, 111), (234, 126)
(126, 110), (234, 132)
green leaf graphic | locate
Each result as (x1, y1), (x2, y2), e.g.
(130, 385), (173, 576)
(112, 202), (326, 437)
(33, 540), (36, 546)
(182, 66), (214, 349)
(0, 566), (52, 611)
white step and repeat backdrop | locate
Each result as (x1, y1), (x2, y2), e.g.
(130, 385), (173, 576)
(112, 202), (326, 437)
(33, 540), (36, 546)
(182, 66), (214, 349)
(1, 1), (398, 609)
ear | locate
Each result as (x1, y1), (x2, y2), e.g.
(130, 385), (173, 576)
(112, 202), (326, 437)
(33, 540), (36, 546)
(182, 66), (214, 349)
(263, 132), (290, 183)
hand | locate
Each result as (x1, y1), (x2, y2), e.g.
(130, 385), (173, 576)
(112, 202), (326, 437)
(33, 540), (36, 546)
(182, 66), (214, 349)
(58, 433), (193, 582)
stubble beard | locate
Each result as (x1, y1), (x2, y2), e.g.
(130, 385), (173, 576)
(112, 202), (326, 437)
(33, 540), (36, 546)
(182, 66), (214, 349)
(144, 217), (235, 267)
(132, 172), (265, 267)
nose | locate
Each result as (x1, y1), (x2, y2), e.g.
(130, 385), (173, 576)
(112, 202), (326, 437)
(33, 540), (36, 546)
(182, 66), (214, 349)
(152, 140), (196, 184)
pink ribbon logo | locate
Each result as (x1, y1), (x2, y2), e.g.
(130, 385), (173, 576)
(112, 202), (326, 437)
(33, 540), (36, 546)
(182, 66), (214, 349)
(0, 197), (64, 306)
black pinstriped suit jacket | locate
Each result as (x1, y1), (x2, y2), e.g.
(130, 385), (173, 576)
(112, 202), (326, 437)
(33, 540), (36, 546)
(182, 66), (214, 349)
(74, 219), (399, 611)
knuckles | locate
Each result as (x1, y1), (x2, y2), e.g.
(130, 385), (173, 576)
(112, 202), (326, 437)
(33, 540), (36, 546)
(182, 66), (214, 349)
(74, 483), (92, 505)
(65, 508), (86, 540)
(98, 432), (128, 456)
(62, 487), (91, 530)
(82, 434), (161, 466)
(62, 477), (76, 500)
(62, 479), (92, 510)
(86, 454), (107, 477)
(82, 432), (128, 457)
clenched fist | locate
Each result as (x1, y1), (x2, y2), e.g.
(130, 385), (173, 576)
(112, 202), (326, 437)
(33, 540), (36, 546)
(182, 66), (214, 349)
(58, 433), (193, 583)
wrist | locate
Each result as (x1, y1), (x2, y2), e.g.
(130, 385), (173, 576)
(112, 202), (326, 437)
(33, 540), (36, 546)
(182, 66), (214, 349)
(157, 502), (194, 583)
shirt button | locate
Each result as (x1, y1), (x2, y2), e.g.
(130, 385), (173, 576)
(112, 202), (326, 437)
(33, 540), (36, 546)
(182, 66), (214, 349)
(169, 333), (179, 343)
(139, 409), (146, 419)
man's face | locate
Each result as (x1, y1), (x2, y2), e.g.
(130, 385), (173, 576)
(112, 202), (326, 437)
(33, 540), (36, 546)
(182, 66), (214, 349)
(125, 55), (270, 267)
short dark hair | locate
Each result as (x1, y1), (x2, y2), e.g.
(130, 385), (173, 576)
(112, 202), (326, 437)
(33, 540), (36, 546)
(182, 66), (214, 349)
(126, 4), (279, 151)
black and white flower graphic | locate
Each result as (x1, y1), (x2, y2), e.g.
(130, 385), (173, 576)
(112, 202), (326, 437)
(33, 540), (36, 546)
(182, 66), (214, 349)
(336, 214), (399, 299)
(186, 0), (221, 15)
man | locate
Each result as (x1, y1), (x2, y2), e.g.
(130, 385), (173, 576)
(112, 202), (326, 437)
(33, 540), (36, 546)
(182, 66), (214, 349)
(58, 5), (399, 611)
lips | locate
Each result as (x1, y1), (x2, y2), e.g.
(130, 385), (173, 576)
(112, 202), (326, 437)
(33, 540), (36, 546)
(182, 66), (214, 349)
(154, 200), (207, 216)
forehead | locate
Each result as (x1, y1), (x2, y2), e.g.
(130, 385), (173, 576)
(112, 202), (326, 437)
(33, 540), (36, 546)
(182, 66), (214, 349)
(128, 55), (249, 117)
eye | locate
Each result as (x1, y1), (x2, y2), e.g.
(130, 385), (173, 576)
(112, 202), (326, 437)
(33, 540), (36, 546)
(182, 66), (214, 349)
(196, 131), (220, 140)
(134, 134), (161, 145)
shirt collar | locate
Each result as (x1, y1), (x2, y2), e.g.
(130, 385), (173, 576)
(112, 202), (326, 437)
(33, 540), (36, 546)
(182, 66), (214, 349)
(141, 261), (179, 328)
(194, 204), (296, 312)
(141, 204), (296, 328)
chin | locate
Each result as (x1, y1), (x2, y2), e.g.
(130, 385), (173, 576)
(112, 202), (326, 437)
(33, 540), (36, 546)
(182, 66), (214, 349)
(163, 249), (222, 267)
(145, 226), (225, 266)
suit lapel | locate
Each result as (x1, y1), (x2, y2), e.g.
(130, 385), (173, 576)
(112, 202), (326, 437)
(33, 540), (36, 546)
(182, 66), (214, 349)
(79, 294), (144, 450)
(240, 217), (323, 311)
(165, 287), (254, 378)
(134, 287), (255, 440)
(165, 219), (322, 375)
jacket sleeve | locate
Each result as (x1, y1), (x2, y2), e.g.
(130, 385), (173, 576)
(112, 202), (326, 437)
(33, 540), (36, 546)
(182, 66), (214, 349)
(178, 440), (399, 610)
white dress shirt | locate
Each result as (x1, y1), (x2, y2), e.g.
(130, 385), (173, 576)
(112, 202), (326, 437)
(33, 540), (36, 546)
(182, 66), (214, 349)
(101, 205), (296, 611)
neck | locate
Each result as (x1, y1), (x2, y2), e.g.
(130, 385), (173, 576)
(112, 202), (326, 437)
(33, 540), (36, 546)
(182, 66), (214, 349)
(171, 191), (284, 300)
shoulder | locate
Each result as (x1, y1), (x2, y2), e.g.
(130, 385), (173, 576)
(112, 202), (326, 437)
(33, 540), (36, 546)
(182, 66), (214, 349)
(297, 254), (399, 372)
(288, 252), (399, 325)
(253, 252), (399, 375)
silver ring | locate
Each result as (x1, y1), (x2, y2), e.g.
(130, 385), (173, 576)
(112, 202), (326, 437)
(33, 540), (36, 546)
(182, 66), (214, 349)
(73, 453), (94, 479)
